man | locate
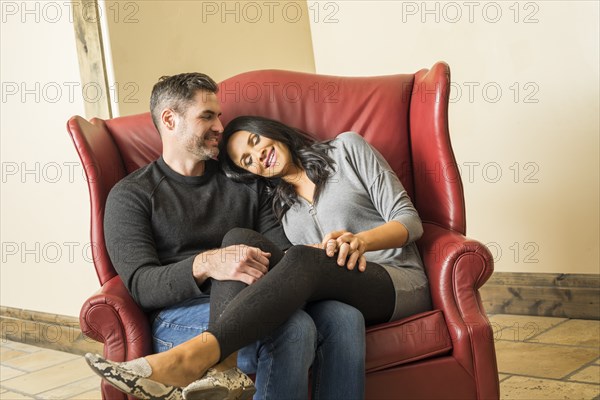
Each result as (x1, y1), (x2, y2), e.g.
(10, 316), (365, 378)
(101, 72), (366, 399)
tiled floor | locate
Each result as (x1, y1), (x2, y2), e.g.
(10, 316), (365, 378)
(0, 314), (599, 399)
(489, 315), (600, 399)
(0, 341), (101, 399)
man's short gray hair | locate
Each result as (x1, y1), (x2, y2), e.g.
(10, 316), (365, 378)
(150, 72), (219, 133)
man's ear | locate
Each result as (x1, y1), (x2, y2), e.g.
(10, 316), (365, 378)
(161, 108), (176, 132)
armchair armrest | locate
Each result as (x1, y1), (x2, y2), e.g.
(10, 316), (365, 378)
(417, 223), (499, 399)
(418, 222), (494, 314)
(79, 275), (152, 362)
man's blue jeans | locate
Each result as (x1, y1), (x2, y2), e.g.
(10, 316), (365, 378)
(152, 296), (366, 400)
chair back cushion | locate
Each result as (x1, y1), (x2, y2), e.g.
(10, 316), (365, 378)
(104, 113), (162, 174)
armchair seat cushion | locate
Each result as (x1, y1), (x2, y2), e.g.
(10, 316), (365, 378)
(366, 310), (452, 373)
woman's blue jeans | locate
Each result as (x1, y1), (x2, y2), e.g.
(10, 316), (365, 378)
(152, 296), (366, 400)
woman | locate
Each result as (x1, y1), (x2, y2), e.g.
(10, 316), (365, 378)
(86, 116), (431, 400)
(219, 116), (430, 324)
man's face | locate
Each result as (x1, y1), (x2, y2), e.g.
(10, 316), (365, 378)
(175, 90), (223, 160)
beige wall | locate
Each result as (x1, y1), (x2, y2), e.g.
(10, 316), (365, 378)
(103, 0), (316, 116)
(308, 0), (599, 274)
(1, 3), (99, 316)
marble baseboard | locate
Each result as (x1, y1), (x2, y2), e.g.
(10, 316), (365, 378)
(480, 272), (600, 320)
(0, 306), (103, 356)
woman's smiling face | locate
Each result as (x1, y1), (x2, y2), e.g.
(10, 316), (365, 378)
(226, 130), (294, 178)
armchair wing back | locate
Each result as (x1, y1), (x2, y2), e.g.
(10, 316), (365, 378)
(68, 62), (499, 400)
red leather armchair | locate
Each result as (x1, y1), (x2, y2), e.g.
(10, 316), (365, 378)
(69, 62), (499, 399)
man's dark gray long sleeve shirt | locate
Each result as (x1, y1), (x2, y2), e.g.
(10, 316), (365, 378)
(104, 157), (290, 312)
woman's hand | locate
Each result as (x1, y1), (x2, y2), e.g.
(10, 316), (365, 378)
(322, 230), (367, 272)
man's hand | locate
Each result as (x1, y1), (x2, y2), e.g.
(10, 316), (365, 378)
(193, 244), (271, 285)
(321, 230), (367, 272)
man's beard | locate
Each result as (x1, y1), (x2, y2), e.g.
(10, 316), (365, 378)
(186, 133), (219, 160)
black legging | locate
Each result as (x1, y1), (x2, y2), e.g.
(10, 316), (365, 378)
(207, 228), (395, 361)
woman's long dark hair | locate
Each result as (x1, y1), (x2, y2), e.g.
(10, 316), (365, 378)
(219, 116), (335, 221)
